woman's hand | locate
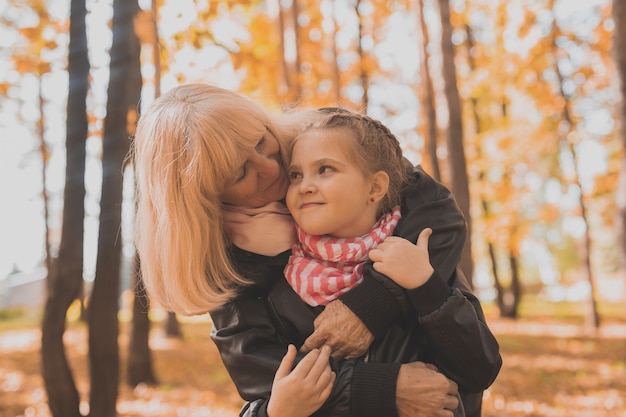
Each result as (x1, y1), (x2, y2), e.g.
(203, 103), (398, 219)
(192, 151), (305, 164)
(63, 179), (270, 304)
(396, 362), (459, 417)
(369, 228), (434, 289)
(300, 299), (374, 359)
(267, 345), (335, 417)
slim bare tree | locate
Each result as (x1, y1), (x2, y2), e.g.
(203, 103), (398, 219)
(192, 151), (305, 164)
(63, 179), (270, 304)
(127, 0), (160, 386)
(354, 0), (369, 110)
(437, 0), (473, 285)
(546, 0), (599, 330)
(87, 0), (141, 415)
(417, 0), (440, 181)
(40, 0), (89, 415)
(613, 0), (626, 283)
(127, 254), (158, 385)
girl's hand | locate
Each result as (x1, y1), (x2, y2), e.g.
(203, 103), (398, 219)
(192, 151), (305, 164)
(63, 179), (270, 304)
(369, 228), (434, 289)
(267, 345), (336, 417)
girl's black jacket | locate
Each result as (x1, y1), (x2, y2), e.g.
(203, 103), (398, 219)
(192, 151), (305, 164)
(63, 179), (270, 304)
(210, 165), (502, 417)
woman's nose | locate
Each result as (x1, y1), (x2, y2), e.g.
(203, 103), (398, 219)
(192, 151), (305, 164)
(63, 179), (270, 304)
(251, 153), (277, 178)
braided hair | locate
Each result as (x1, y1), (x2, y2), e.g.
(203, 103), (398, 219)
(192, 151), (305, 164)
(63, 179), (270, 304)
(293, 109), (409, 216)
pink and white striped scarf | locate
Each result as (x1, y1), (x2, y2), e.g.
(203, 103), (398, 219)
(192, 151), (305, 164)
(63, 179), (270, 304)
(284, 206), (402, 306)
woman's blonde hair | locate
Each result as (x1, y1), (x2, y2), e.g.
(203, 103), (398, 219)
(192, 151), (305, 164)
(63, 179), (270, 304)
(133, 84), (317, 314)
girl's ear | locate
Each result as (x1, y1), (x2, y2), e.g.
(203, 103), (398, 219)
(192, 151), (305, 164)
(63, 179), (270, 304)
(368, 171), (389, 204)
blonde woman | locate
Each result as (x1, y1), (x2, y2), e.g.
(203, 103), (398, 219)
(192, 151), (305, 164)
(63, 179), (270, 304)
(133, 84), (498, 417)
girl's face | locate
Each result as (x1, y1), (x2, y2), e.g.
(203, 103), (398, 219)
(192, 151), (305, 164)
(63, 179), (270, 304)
(220, 128), (289, 208)
(286, 129), (379, 238)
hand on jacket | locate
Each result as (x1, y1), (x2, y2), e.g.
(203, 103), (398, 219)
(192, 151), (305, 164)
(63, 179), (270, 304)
(267, 345), (335, 417)
(396, 361), (459, 417)
(369, 228), (434, 289)
(300, 299), (374, 359)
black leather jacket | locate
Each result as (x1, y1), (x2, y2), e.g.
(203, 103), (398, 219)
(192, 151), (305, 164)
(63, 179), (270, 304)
(210, 166), (502, 417)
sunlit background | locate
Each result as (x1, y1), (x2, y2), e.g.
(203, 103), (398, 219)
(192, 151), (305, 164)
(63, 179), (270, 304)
(0, 0), (624, 311)
(1, 1), (626, 416)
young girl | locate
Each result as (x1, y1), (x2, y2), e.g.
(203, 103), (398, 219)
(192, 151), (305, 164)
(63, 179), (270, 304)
(265, 110), (463, 416)
(284, 110), (433, 306)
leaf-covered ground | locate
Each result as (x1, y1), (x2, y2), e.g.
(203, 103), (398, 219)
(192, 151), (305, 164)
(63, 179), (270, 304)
(1, 313), (625, 417)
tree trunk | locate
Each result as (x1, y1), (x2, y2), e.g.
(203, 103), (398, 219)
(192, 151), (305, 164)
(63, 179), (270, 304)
(164, 312), (183, 338)
(487, 239), (505, 311)
(87, 0), (140, 415)
(548, 1), (599, 330)
(505, 253), (522, 319)
(437, 0), (473, 285)
(463, 23), (501, 305)
(290, 0), (302, 101)
(330, 3), (342, 106)
(355, 0), (369, 110)
(37, 82), (52, 272)
(127, 254), (158, 386)
(612, 0), (626, 305)
(40, 0), (89, 415)
(151, 0), (161, 99)
(275, 0), (291, 99)
(126, 0), (159, 387)
(417, 0), (440, 181)
(464, 22), (522, 317)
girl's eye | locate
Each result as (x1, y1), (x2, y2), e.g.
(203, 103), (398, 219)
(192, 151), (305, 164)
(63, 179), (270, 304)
(319, 165), (334, 174)
(288, 170), (302, 182)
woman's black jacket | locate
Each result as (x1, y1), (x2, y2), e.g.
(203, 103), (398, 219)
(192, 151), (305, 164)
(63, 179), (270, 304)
(210, 166), (502, 417)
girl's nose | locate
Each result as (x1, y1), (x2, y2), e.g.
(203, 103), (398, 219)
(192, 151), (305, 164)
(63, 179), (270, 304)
(298, 175), (316, 194)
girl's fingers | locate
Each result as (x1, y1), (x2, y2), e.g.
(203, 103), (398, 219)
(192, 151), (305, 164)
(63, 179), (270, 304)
(317, 365), (335, 388)
(318, 370), (336, 399)
(292, 345), (333, 386)
(416, 228), (432, 248)
(290, 348), (320, 378)
(307, 345), (332, 381)
(275, 344), (297, 380)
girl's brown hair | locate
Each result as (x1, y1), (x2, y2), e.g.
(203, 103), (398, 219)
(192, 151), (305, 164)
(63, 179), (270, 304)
(292, 110), (409, 217)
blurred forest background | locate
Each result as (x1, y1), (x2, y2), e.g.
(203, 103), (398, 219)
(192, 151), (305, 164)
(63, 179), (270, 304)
(1, 0), (626, 416)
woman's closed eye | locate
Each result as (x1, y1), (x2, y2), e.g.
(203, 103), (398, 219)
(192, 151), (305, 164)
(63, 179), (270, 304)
(234, 136), (265, 182)
(235, 162), (249, 182)
(255, 135), (266, 150)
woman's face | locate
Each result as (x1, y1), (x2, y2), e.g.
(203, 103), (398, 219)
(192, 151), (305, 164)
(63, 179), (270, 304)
(220, 129), (289, 208)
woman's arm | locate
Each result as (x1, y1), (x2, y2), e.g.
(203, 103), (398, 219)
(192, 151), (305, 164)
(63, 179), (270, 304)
(318, 165), (501, 393)
(362, 165), (467, 303)
(365, 229), (501, 393)
(358, 166), (501, 392)
(211, 279), (460, 417)
(404, 267), (502, 393)
(210, 290), (395, 417)
(238, 362), (460, 417)
(303, 165), (467, 352)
